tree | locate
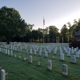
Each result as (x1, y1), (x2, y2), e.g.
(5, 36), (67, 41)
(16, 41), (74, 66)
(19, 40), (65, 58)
(28, 24), (34, 31)
(0, 6), (28, 44)
(32, 30), (43, 42)
(67, 19), (80, 42)
(38, 28), (43, 32)
(60, 24), (68, 42)
(74, 19), (80, 32)
(49, 25), (59, 42)
(67, 22), (71, 28)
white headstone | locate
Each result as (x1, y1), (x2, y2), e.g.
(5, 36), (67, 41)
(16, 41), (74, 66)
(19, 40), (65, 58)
(11, 50), (13, 56)
(34, 50), (37, 55)
(48, 49), (51, 53)
(1, 69), (5, 80)
(76, 52), (79, 58)
(37, 61), (41, 66)
(7, 50), (10, 55)
(24, 57), (26, 60)
(30, 49), (32, 54)
(5, 49), (7, 54)
(54, 51), (56, 55)
(71, 49), (74, 54)
(62, 64), (68, 76)
(15, 47), (17, 51)
(60, 53), (64, 61)
(47, 60), (52, 70)
(71, 55), (76, 63)
(29, 55), (32, 63)
(39, 50), (42, 56)
(67, 51), (70, 57)
(45, 51), (48, 57)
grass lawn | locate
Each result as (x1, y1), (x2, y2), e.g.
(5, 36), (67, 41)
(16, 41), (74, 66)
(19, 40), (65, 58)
(0, 43), (80, 80)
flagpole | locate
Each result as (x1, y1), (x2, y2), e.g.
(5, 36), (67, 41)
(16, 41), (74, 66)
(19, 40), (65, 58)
(43, 24), (44, 43)
(43, 17), (45, 43)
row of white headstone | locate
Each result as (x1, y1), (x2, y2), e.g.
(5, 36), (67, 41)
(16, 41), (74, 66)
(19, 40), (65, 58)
(0, 48), (13, 56)
(0, 43), (71, 54)
(0, 61), (68, 80)
(15, 54), (69, 76)
(60, 53), (77, 63)
(0, 45), (80, 64)
(0, 44), (80, 63)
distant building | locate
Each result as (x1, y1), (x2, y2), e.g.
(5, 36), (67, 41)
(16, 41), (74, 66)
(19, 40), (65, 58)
(74, 30), (80, 41)
(69, 30), (80, 48)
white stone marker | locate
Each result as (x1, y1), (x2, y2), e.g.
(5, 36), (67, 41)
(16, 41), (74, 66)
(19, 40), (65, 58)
(60, 53), (64, 61)
(47, 60), (52, 70)
(24, 57), (26, 60)
(71, 55), (76, 63)
(62, 64), (68, 76)
(37, 61), (41, 66)
(74, 48), (77, 52)
(71, 49), (74, 54)
(54, 51), (56, 55)
(7, 50), (10, 55)
(11, 50), (13, 56)
(1, 69), (5, 80)
(39, 50), (42, 56)
(67, 51), (70, 57)
(30, 49), (32, 54)
(5, 49), (7, 54)
(48, 49), (51, 53)
(45, 51), (48, 57)
(34, 50), (36, 55)
(29, 55), (32, 63)
(37, 59), (41, 66)
(76, 52), (79, 58)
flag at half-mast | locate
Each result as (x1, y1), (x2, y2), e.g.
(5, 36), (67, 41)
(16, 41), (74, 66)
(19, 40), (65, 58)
(43, 18), (45, 25)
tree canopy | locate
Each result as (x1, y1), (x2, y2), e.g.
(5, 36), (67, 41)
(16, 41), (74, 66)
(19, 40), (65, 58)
(0, 6), (28, 44)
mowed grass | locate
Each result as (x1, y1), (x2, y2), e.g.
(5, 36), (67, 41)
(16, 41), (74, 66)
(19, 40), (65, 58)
(0, 43), (80, 80)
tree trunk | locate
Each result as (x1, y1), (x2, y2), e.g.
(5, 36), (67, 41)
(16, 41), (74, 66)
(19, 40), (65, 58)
(6, 37), (10, 44)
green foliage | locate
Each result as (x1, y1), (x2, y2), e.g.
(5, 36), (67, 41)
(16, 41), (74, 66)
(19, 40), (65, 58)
(60, 24), (69, 42)
(49, 25), (59, 42)
(75, 23), (80, 32)
(32, 30), (43, 39)
(0, 6), (28, 43)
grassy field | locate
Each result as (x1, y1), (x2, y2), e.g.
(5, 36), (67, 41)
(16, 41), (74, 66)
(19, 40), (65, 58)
(0, 43), (80, 80)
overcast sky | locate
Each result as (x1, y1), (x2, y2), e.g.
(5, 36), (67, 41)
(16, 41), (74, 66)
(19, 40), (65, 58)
(0, 0), (80, 30)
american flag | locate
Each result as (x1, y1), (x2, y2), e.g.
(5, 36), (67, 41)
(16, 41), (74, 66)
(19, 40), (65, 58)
(43, 18), (45, 25)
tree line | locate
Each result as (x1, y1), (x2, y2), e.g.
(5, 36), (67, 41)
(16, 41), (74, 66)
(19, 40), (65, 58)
(0, 6), (80, 44)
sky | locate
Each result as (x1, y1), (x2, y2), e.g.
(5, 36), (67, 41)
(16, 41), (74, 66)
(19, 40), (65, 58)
(0, 0), (80, 31)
